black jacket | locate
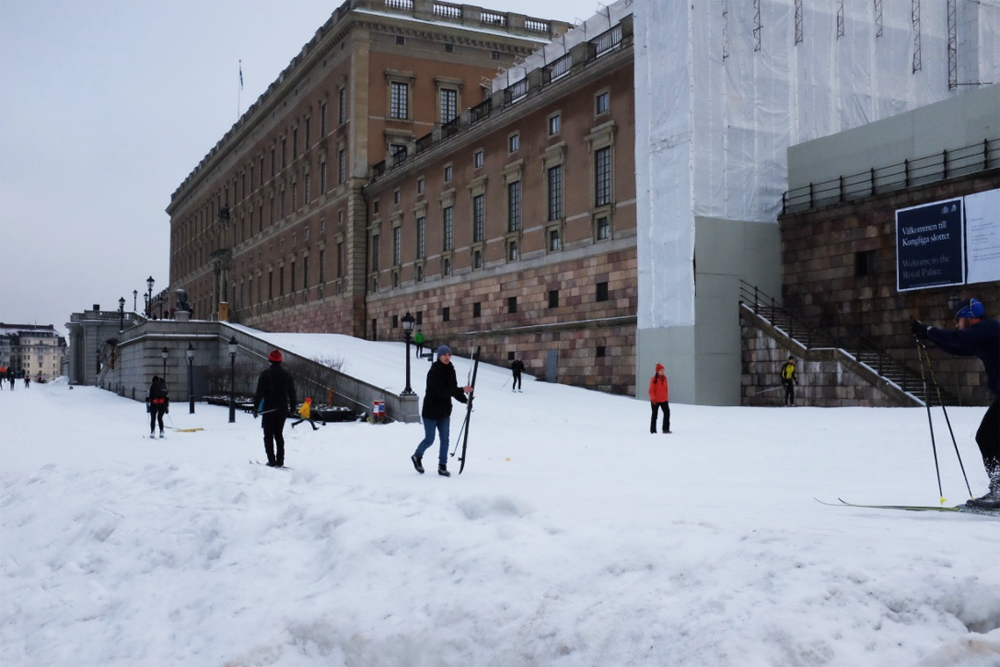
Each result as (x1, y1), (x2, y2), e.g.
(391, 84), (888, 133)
(254, 363), (297, 417)
(511, 360), (525, 374)
(147, 379), (169, 409)
(421, 359), (467, 420)
(927, 319), (1000, 395)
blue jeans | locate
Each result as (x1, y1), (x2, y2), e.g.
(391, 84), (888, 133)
(415, 416), (450, 465)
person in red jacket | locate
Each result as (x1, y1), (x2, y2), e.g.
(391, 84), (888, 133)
(648, 363), (670, 434)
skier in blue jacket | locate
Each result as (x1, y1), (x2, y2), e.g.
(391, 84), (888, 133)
(912, 298), (999, 508)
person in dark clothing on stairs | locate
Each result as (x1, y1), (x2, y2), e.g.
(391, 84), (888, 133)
(253, 349), (297, 467)
(912, 297), (1000, 509)
(411, 345), (472, 477)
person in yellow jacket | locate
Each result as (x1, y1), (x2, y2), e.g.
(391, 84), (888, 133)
(780, 356), (798, 406)
(648, 363), (670, 433)
(290, 397), (319, 430)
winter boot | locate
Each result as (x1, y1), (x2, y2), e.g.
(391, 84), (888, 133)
(438, 463), (451, 477)
(967, 473), (1000, 509)
(411, 454), (424, 474)
(159, 430), (165, 438)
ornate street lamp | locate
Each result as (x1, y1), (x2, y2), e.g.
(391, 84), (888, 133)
(133, 290), (138, 312)
(400, 311), (415, 396)
(146, 276), (155, 317)
(228, 336), (238, 423)
(186, 342), (195, 414)
(118, 297), (125, 332)
(161, 346), (169, 378)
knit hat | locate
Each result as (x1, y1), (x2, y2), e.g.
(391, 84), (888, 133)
(437, 345), (452, 358)
(954, 298), (985, 321)
(655, 363), (664, 372)
(304, 397), (312, 403)
(268, 349), (283, 363)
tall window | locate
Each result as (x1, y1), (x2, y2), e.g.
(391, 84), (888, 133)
(336, 243), (343, 278)
(338, 149), (346, 184)
(319, 248), (326, 283)
(393, 226), (401, 266)
(321, 101), (328, 135)
(304, 117), (310, 148)
(472, 195), (484, 242)
(507, 181), (521, 232)
(290, 260), (296, 292)
(440, 88), (458, 123)
(547, 165), (563, 220)
(390, 82), (408, 119)
(338, 87), (346, 124)
(595, 146), (612, 206)
(443, 206), (454, 250)
(371, 234), (380, 272)
(320, 161), (328, 195)
(416, 216), (426, 259)
(303, 255), (309, 289)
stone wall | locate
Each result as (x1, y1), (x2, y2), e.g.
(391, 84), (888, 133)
(779, 169), (999, 406)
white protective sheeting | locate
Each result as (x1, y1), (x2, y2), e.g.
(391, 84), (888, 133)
(635, 0), (1000, 329)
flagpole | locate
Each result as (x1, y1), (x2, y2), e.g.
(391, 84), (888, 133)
(238, 60), (243, 119)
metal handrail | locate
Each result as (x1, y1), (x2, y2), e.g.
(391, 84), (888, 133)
(782, 137), (998, 215)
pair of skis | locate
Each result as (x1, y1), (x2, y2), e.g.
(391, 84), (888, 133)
(817, 498), (998, 517)
(450, 346), (480, 474)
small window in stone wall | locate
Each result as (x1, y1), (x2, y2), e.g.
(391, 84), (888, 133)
(473, 302), (481, 318)
(508, 296), (517, 313)
(596, 346), (606, 358)
(855, 250), (876, 276)
(508, 351), (515, 360)
(596, 282), (609, 302)
(392, 314), (399, 328)
(443, 306), (450, 322)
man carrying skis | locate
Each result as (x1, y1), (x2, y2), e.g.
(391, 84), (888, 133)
(253, 349), (297, 467)
(912, 297), (1000, 508)
(411, 345), (472, 477)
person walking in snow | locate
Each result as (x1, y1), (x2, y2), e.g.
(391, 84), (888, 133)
(648, 363), (671, 433)
(414, 328), (425, 358)
(146, 375), (169, 438)
(912, 297), (1000, 509)
(780, 356), (798, 406)
(411, 345), (472, 477)
(290, 396), (319, 431)
(253, 349), (297, 467)
(23, 374), (29, 388)
(511, 357), (525, 392)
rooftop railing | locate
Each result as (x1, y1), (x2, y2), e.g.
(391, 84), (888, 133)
(782, 137), (998, 215)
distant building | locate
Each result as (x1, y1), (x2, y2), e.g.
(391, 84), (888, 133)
(0, 324), (67, 381)
(166, 0), (569, 335)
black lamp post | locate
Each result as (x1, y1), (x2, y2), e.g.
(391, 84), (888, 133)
(228, 336), (238, 423)
(133, 290), (138, 312)
(401, 311), (415, 396)
(161, 346), (169, 378)
(118, 297), (125, 331)
(146, 276), (155, 317)
(186, 342), (195, 414)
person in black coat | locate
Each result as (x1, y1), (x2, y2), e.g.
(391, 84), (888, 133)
(411, 345), (472, 477)
(253, 349), (297, 467)
(146, 376), (169, 438)
(511, 358), (525, 392)
(912, 297), (999, 508)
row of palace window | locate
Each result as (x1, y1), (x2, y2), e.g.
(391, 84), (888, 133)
(236, 240), (350, 307)
(384, 282), (612, 331)
(389, 82), (461, 125)
(373, 144), (612, 273)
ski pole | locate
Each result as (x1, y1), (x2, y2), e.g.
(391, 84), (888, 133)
(501, 378), (510, 390)
(915, 334), (945, 504)
(450, 409), (471, 458)
(915, 335), (972, 498)
(754, 386), (783, 396)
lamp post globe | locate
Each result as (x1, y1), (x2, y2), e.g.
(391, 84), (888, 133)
(186, 342), (195, 414)
(401, 311), (415, 396)
(228, 336), (238, 423)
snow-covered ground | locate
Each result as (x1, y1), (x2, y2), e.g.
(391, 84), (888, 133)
(2, 334), (998, 667)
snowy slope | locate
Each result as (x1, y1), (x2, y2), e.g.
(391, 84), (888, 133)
(1, 336), (998, 667)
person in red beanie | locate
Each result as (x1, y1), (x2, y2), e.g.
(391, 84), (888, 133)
(648, 363), (670, 434)
(253, 349), (297, 466)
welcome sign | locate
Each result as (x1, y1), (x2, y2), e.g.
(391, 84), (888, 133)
(896, 198), (965, 291)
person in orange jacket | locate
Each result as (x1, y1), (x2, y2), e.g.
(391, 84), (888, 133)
(648, 363), (670, 434)
(290, 397), (319, 431)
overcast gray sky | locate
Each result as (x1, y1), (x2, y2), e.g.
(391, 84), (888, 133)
(0, 0), (590, 336)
